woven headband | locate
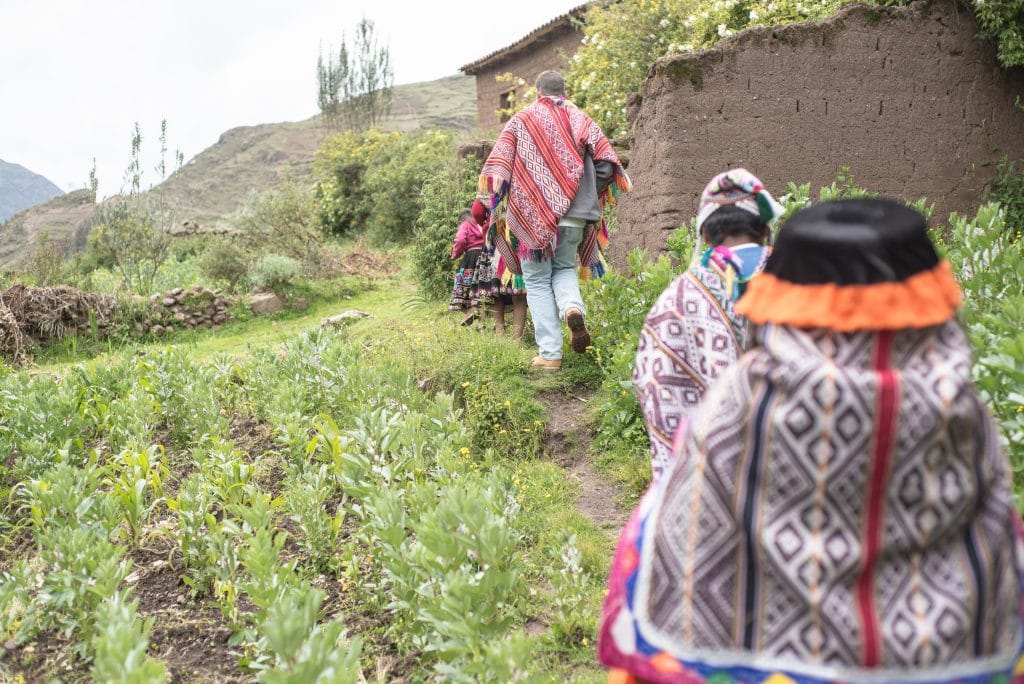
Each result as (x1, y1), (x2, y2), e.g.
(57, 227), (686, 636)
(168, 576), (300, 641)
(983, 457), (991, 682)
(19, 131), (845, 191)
(695, 168), (784, 232)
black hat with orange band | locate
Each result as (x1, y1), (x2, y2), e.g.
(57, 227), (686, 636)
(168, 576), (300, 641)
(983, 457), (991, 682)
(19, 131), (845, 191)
(736, 198), (962, 331)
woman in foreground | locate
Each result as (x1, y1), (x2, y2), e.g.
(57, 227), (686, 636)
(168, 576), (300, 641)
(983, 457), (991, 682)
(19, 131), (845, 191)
(600, 198), (1024, 683)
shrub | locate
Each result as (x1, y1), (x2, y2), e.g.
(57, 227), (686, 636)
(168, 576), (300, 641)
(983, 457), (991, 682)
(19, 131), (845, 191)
(86, 195), (175, 296)
(314, 129), (454, 243)
(249, 254), (302, 293)
(231, 183), (325, 274)
(582, 250), (677, 495)
(314, 129), (401, 237)
(23, 234), (69, 287)
(984, 158), (1024, 236)
(412, 156), (480, 300)
(198, 237), (252, 290)
(942, 202), (1024, 473)
(362, 129), (454, 243)
(972, 0), (1024, 67)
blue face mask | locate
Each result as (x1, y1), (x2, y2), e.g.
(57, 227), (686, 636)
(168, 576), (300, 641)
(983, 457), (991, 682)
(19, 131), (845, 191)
(700, 243), (772, 300)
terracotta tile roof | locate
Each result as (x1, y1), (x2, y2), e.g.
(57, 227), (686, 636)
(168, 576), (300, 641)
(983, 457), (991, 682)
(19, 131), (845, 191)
(459, 3), (591, 74)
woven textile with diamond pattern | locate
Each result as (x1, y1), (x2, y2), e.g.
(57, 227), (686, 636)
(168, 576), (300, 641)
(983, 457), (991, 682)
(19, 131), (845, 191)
(478, 95), (629, 278)
(599, 199), (1024, 683)
(600, 323), (1024, 684)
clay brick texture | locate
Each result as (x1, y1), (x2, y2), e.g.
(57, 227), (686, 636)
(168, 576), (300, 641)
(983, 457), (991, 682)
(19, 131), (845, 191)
(611, 0), (1024, 266)
(469, 26), (583, 132)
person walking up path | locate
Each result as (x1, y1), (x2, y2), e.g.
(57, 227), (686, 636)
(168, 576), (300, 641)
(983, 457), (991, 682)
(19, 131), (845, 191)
(448, 208), (486, 325)
(472, 198), (528, 339)
(479, 70), (630, 371)
(633, 169), (782, 485)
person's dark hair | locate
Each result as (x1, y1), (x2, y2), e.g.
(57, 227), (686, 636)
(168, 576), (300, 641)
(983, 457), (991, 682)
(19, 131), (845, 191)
(700, 205), (767, 246)
(536, 70), (566, 97)
(458, 208), (473, 223)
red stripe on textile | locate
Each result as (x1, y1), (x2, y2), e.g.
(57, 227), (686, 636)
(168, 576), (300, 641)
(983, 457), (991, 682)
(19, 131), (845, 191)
(520, 111), (578, 196)
(509, 156), (559, 243)
(549, 101), (585, 163)
(857, 330), (899, 667)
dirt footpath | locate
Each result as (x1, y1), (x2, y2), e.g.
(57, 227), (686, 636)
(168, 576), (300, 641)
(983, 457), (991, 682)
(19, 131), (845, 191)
(537, 389), (630, 535)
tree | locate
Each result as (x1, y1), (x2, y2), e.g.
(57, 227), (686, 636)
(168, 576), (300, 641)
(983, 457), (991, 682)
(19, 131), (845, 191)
(88, 121), (177, 295)
(317, 41), (349, 131)
(316, 18), (394, 131)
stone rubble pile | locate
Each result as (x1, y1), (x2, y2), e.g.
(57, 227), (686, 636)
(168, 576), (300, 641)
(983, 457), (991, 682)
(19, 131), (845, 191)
(146, 285), (233, 336)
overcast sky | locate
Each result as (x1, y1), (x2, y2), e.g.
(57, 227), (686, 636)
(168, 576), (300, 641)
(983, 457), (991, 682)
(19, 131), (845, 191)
(0, 0), (584, 197)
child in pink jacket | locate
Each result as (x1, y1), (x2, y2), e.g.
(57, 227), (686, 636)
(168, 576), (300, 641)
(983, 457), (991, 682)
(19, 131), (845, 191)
(449, 208), (485, 323)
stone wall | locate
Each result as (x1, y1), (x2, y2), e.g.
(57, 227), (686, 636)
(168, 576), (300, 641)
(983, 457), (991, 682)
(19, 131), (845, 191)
(472, 26), (584, 132)
(611, 0), (1024, 265)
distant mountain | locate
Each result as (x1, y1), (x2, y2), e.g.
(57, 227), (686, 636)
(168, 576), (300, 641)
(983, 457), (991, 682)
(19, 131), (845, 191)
(0, 74), (476, 268)
(0, 159), (64, 223)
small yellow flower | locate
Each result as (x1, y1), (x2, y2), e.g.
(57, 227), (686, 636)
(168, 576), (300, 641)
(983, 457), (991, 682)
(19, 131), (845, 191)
(504, 400), (511, 407)
(461, 381), (469, 388)
(582, 637), (589, 646)
(523, 428), (531, 433)
(533, 420), (542, 426)
(500, 429), (507, 434)
(460, 447), (470, 456)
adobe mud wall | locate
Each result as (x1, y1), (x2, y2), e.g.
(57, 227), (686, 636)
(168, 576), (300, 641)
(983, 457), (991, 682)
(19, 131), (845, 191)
(473, 26), (583, 132)
(611, 0), (1024, 265)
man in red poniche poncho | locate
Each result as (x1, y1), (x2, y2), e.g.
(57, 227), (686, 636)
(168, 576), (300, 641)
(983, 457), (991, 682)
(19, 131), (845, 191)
(479, 70), (630, 371)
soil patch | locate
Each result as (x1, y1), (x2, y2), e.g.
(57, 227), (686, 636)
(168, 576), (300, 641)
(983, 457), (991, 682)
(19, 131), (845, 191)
(128, 545), (247, 683)
(538, 389), (629, 534)
(229, 413), (278, 461)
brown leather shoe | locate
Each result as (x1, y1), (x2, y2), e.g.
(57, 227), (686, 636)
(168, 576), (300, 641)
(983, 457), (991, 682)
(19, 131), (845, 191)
(530, 356), (561, 371)
(565, 308), (590, 353)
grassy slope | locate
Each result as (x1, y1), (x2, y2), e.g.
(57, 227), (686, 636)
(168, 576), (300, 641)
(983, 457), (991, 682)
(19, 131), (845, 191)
(0, 75), (476, 269)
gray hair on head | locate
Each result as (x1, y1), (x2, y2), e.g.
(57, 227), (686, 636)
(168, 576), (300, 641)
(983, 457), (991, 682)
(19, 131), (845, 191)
(535, 70), (566, 97)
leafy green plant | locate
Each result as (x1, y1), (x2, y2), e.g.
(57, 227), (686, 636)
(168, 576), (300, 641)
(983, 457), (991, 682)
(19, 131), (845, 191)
(166, 473), (216, 583)
(90, 591), (167, 682)
(412, 156), (479, 300)
(283, 464), (344, 573)
(256, 587), (362, 683)
(103, 444), (167, 547)
(548, 536), (594, 645)
(35, 525), (132, 648)
(249, 254), (302, 294)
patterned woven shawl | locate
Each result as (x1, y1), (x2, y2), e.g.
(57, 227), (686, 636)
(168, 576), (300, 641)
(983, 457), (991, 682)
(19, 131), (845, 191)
(603, 321), (1024, 683)
(633, 244), (769, 484)
(479, 96), (630, 277)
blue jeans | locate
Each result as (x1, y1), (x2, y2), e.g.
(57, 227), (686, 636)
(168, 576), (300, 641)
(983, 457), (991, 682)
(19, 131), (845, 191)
(521, 223), (586, 360)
